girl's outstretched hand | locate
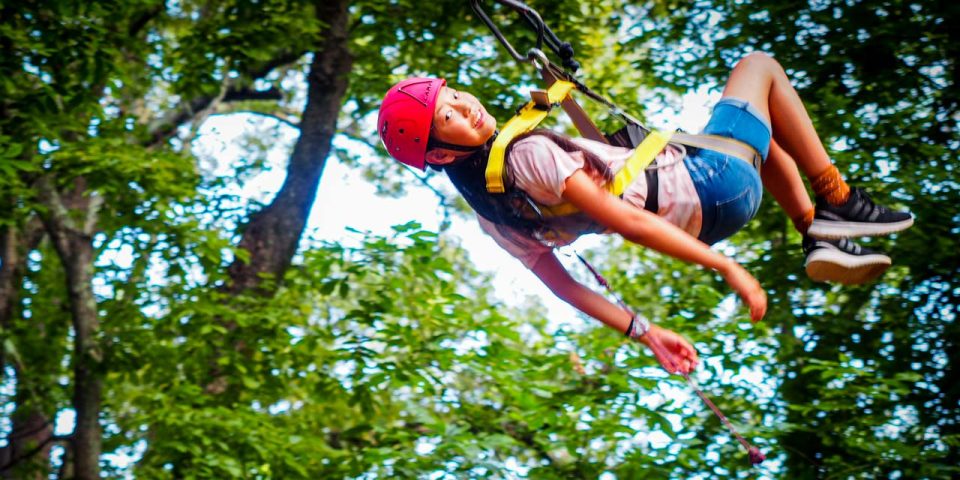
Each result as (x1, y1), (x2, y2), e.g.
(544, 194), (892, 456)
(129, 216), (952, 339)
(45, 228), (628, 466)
(721, 262), (767, 322)
(641, 325), (699, 374)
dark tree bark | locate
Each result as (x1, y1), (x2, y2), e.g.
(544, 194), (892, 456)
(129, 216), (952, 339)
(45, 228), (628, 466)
(225, 0), (352, 295)
(0, 219), (51, 479)
(0, 218), (44, 379)
(0, 409), (53, 480)
(36, 177), (103, 480)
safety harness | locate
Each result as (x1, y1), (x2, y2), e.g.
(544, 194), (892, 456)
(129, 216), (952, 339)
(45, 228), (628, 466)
(485, 80), (671, 215)
(485, 79), (763, 223)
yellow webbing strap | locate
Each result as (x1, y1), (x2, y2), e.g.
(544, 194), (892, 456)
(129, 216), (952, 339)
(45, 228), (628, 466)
(536, 130), (672, 217)
(485, 80), (576, 193)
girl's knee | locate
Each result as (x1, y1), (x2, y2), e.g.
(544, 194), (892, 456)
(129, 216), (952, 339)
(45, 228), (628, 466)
(734, 51), (784, 78)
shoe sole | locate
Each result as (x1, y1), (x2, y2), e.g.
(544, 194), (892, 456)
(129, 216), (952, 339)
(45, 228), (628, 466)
(807, 216), (914, 240)
(805, 249), (892, 285)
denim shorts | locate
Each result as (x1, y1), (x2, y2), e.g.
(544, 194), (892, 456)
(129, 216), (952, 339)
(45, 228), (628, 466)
(683, 97), (771, 245)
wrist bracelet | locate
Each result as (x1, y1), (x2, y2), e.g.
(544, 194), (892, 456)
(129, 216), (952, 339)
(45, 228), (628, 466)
(626, 313), (651, 340)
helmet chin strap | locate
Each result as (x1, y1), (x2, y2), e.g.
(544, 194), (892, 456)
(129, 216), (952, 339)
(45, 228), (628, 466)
(427, 138), (483, 153)
(428, 131), (499, 155)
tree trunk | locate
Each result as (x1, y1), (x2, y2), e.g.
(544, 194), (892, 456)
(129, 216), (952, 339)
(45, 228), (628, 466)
(62, 239), (101, 480)
(225, 0), (352, 295)
(0, 219), (43, 378)
(0, 219), (52, 479)
(0, 226), (22, 387)
(37, 177), (103, 480)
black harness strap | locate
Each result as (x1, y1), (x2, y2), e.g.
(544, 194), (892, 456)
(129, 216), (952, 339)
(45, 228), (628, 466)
(644, 168), (659, 214)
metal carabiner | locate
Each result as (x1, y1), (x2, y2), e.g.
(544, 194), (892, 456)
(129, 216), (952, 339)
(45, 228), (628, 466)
(527, 48), (549, 71)
(470, 0), (548, 63)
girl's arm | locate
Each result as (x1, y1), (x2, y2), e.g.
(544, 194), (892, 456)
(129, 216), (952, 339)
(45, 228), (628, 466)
(561, 170), (767, 322)
(529, 251), (698, 374)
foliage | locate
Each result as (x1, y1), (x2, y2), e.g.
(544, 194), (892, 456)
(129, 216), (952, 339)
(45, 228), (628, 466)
(627, 0), (960, 477)
(0, 0), (957, 478)
(96, 225), (710, 478)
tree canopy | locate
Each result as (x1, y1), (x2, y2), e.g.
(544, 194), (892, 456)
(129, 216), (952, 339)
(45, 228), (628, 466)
(0, 0), (957, 478)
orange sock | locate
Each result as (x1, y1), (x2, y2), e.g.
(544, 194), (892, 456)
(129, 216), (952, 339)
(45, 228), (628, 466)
(810, 165), (850, 206)
(792, 208), (815, 235)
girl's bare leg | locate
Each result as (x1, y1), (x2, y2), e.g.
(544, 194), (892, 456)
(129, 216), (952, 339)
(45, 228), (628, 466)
(718, 52), (832, 178)
(715, 53), (905, 286)
(762, 139), (813, 220)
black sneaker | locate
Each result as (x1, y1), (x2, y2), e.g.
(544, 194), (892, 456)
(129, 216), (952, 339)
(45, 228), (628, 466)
(803, 235), (891, 285)
(807, 187), (913, 239)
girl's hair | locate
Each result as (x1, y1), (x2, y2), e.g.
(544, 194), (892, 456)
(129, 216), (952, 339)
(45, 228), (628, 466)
(436, 129), (613, 234)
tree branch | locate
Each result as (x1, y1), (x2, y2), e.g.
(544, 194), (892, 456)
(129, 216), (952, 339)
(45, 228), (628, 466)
(35, 176), (77, 254)
(0, 433), (70, 473)
(248, 49), (306, 81)
(146, 53), (305, 149)
(210, 109), (300, 130)
(3, 420), (54, 442)
(127, 4), (164, 37)
(222, 86), (283, 103)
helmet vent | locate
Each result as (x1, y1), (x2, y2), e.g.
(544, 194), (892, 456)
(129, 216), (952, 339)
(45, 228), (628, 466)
(398, 79), (434, 106)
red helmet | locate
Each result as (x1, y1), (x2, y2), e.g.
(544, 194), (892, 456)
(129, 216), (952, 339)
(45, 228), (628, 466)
(377, 77), (446, 170)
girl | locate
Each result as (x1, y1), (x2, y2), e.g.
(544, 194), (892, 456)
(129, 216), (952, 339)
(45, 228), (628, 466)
(376, 52), (913, 373)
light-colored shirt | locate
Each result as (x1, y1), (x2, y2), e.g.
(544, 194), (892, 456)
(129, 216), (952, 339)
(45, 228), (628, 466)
(477, 135), (702, 269)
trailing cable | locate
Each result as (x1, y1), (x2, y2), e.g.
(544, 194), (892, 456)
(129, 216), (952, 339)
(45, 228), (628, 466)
(574, 251), (766, 465)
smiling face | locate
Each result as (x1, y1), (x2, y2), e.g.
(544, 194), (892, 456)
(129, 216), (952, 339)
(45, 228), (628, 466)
(426, 86), (497, 165)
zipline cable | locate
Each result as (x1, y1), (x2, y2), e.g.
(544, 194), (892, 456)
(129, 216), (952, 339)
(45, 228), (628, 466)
(470, 0), (580, 72)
